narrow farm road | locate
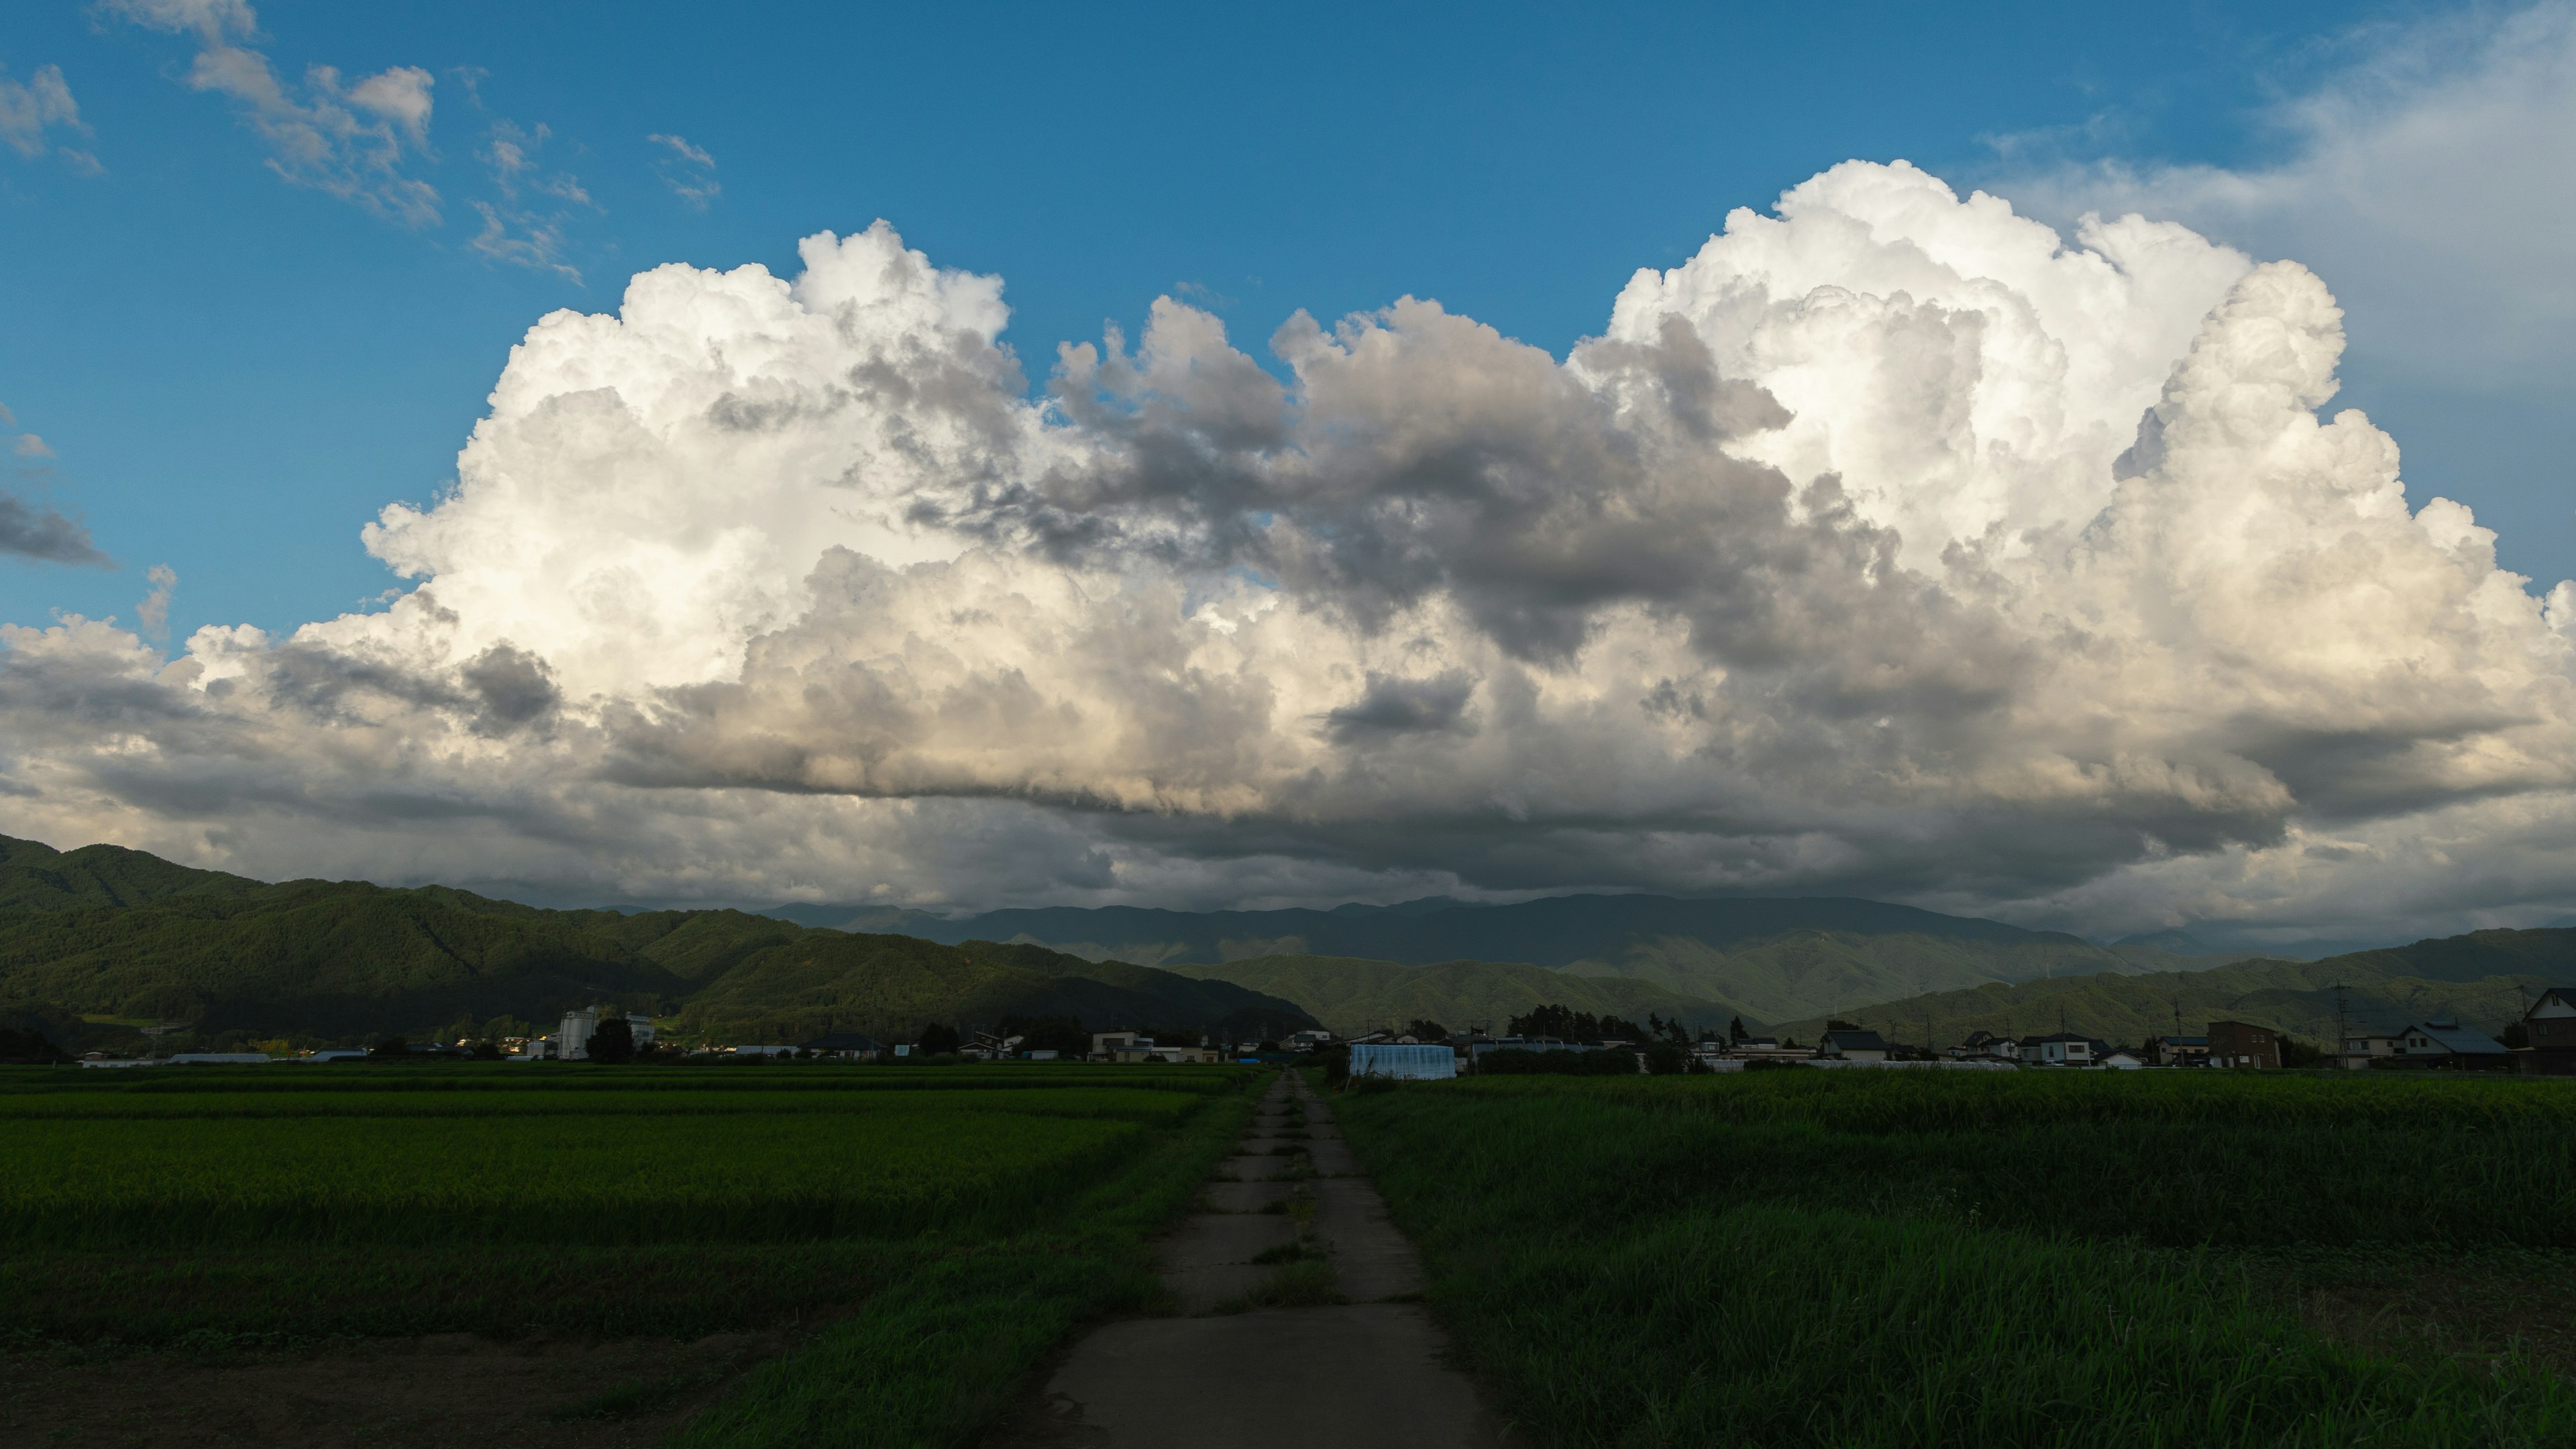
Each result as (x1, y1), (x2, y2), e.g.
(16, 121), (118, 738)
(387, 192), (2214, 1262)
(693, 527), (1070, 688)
(987, 1072), (1505, 1448)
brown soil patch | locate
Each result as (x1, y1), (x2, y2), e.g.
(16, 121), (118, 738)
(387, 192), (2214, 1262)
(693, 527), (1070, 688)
(1, 1328), (796, 1449)
(2300, 1269), (2576, 1377)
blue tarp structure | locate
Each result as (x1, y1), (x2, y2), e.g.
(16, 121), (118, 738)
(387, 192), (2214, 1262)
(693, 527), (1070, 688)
(1348, 1042), (1457, 1080)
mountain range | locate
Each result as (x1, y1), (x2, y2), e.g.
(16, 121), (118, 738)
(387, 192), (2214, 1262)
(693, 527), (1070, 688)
(18, 830), (2542, 1059)
(0, 835), (1316, 1050)
(806, 895), (2235, 1026)
(1772, 930), (2576, 1049)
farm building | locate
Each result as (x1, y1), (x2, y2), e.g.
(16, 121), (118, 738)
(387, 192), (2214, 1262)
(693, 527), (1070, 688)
(1348, 1042), (1457, 1080)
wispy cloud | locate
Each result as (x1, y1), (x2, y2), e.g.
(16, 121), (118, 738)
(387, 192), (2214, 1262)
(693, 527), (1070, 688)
(469, 119), (592, 282)
(136, 564), (177, 644)
(0, 62), (101, 172)
(12, 435), (54, 460)
(101, 0), (441, 225)
(647, 131), (718, 209)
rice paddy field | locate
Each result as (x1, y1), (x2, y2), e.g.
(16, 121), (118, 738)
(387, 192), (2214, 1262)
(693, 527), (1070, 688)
(0, 1063), (1256, 1446)
(1332, 1069), (2576, 1448)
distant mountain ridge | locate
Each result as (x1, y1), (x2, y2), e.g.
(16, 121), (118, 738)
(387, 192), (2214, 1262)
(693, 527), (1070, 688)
(1774, 930), (2576, 1049)
(1171, 955), (1751, 1037)
(0, 835), (1317, 1049)
(804, 894), (2234, 1026)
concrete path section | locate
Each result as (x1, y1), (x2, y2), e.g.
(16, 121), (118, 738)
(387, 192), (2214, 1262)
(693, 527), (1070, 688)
(987, 1072), (1504, 1448)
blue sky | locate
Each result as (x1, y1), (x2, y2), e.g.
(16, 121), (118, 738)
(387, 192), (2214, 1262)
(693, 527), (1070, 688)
(5, 0), (2555, 644)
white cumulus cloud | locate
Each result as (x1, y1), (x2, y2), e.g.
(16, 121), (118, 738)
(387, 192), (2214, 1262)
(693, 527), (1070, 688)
(3, 160), (2571, 943)
(2006, 1), (2576, 392)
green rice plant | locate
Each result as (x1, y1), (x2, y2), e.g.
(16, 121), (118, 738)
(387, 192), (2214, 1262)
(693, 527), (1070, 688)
(1454, 1067), (2576, 1132)
(1432, 1202), (2576, 1448)
(0, 1085), (1206, 1124)
(1350, 1075), (2576, 1248)
(0, 1108), (1149, 1247)
(668, 1078), (1254, 1448)
(1336, 1075), (2576, 1446)
(0, 1240), (915, 1346)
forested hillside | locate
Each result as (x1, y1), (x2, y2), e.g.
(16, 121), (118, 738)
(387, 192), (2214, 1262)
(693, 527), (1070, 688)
(0, 835), (1314, 1051)
(818, 893), (2237, 1023)
(1171, 955), (1750, 1036)
(1774, 930), (2576, 1049)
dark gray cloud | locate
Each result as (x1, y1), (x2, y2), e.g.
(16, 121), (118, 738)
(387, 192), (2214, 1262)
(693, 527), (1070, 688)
(0, 492), (109, 566)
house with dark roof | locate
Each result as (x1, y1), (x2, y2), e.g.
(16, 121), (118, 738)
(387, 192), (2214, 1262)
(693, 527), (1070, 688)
(2019, 1031), (2094, 1067)
(1953, 1030), (2019, 1062)
(2524, 988), (2576, 1076)
(1815, 1028), (1890, 1063)
(2379, 1020), (2513, 1071)
(2149, 1034), (2208, 1068)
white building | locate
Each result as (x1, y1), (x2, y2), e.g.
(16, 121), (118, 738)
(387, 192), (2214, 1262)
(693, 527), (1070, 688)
(1348, 1042), (1457, 1080)
(555, 1007), (655, 1060)
(2020, 1032), (2095, 1067)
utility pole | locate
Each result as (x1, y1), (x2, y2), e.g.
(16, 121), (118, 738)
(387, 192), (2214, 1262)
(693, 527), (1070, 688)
(2334, 984), (2348, 1072)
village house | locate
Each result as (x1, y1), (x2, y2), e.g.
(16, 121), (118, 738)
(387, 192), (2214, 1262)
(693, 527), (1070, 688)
(2340, 1031), (2402, 1071)
(2149, 1034), (2210, 1067)
(2525, 988), (2576, 1076)
(1952, 1030), (2021, 1063)
(1089, 1030), (1144, 1059)
(2206, 1022), (2279, 1069)
(2020, 1031), (2094, 1067)
(2381, 1020), (2513, 1071)
(1815, 1028), (1891, 1063)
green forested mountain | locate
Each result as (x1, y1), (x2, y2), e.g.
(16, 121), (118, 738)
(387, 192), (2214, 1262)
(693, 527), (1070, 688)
(1774, 930), (2576, 1049)
(1170, 954), (1750, 1036)
(0, 834), (1314, 1049)
(809, 893), (2231, 1024)
(1554, 929), (2225, 1025)
(673, 936), (1317, 1044)
(0, 835), (264, 912)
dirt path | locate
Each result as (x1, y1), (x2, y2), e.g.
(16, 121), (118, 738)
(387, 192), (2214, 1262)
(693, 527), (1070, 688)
(990, 1073), (1505, 1448)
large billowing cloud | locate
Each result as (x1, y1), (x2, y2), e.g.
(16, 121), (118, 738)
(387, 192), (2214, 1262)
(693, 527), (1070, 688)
(5, 159), (2573, 943)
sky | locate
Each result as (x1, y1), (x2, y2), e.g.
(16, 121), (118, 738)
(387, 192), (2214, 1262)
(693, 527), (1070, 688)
(2, 0), (2573, 946)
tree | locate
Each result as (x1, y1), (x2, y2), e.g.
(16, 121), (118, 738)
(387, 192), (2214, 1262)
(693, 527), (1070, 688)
(1402, 1018), (1450, 1042)
(917, 1022), (961, 1056)
(1507, 1004), (1650, 1044)
(1729, 1016), (1747, 1044)
(0, 1028), (67, 1065)
(1643, 1040), (1687, 1075)
(587, 1017), (635, 1065)
(1000, 1016), (1089, 1057)
(368, 1035), (409, 1060)
(2277, 1033), (2327, 1069)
